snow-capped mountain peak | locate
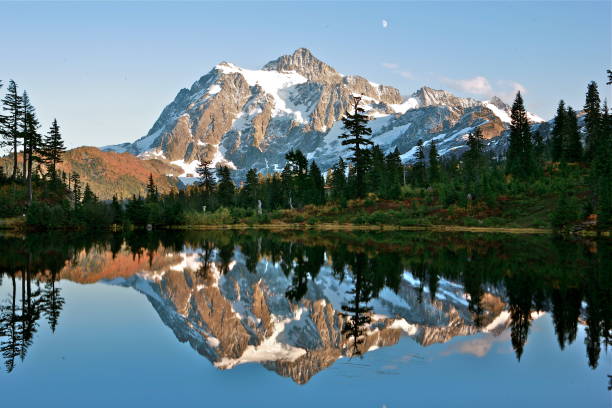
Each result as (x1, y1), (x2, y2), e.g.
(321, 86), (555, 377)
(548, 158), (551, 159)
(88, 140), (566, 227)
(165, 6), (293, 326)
(102, 48), (546, 180)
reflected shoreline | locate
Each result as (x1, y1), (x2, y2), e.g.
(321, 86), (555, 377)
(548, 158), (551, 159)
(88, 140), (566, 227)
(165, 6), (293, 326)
(0, 230), (610, 383)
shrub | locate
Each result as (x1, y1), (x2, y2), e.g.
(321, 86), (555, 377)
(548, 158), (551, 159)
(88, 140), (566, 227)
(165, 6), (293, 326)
(184, 207), (233, 225)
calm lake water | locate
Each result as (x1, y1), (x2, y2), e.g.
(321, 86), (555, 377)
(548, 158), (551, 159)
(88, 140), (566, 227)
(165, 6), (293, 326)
(0, 230), (609, 407)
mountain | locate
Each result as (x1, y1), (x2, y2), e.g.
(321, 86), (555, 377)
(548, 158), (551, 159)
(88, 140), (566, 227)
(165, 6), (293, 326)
(103, 48), (544, 179)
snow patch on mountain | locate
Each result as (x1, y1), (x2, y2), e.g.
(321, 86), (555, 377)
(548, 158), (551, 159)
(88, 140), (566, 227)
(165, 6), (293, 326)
(217, 62), (309, 122)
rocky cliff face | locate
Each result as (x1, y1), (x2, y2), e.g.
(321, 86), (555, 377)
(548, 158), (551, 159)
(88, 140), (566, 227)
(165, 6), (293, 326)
(103, 48), (543, 180)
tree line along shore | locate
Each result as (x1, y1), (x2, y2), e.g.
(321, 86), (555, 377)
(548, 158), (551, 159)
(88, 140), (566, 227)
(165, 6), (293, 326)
(0, 74), (611, 235)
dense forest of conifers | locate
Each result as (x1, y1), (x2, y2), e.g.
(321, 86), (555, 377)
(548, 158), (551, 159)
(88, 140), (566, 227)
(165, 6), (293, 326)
(0, 74), (610, 232)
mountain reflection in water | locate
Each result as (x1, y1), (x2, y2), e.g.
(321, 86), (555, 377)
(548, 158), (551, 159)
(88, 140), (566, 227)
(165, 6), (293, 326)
(0, 230), (609, 384)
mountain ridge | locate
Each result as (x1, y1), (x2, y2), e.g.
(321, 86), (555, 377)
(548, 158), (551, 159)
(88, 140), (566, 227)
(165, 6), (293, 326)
(102, 48), (545, 180)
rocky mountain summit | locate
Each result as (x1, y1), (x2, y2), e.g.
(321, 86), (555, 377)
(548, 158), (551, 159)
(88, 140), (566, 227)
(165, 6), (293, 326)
(104, 48), (543, 179)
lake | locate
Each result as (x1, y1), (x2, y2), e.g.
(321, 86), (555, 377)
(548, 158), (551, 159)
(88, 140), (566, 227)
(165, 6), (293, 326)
(0, 230), (609, 407)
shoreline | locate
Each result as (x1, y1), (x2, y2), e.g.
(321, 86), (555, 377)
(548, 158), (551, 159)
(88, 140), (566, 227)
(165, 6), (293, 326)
(167, 223), (553, 235)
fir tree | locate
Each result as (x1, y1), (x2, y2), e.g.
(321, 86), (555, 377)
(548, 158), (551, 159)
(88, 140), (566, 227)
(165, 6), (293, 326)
(216, 166), (235, 207)
(42, 119), (66, 177)
(367, 145), (386, 196)
(1, 80), (22, 179)
(285, 149), (309, 206)
(23, 102), (43, 205)
(506, 92), (534, 179)
(464, 127), (485, 184)
(241, 168), (259, 208)
(70, 173), (82, 208)
(308, 161), (325, 205)
(111, 195), (124, 224)
(583, 81), (601, 161)
(594, 101), (612, 230)
(331, 157), (347, 203)
(21, 91), (35, 179)
(551, 100), (566, 161)
(412, 139), (426, 187)
(82, 183), (97, 205)
(339, 96), (372, 198)
(384, 147), (402, 199)
(428, 139), (440, 183)
(196, 159), (216, 195)
(562, 107), (582, 162)
(146, 173), (158, 201)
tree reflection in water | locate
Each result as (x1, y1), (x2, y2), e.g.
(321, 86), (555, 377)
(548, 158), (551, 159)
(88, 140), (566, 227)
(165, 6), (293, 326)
(0, 230), (609, 374)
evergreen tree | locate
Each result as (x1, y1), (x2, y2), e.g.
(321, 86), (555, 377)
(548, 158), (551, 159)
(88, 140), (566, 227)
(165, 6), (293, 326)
(412, 139), (426, 187)
(594, 101), (612, 230)
(146, 173), (158, 201)
(331, 157), (347, 203)
(21, 91), (35, 180)
(308, 161), (325, 205)
(506, 92), (534, 179)
(384, 147), (402, 199)
(196, 160), (216, 192)
(367, 145), (386, 196)
(70, 173), (82, 208)
(1, 80), (22, 179)
(339, 96), (372, 198)
(285, 149), (309, 206)
(464, 127), (485, 184)
(216, 166), (235, 207)
(428, 139), (440, 183)
(562, 107), (582, 162)
(583, 81), (601, 161)
(533, 127), (546, 167)
(82, 183), (97, 205)
(551, 100), (566, 161)
(42, 119), (66, 177)
(241, 168), (259, 208)
(111, 195), (124, 224)
(23, 102), (43, 205)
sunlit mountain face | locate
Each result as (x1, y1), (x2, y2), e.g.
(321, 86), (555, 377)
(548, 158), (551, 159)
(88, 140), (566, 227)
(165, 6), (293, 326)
(0, 231), (609, 387)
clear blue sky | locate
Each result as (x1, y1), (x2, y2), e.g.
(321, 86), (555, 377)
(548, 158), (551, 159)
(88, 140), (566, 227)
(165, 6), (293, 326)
(1, 1), (610, 148)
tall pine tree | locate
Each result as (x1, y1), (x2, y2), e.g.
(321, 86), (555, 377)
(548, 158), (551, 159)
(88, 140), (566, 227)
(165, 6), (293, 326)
(196, 160), (217, 195)
(23, 102), (43, 204)
(464, 127), (485, 184)
(562, 107), (582, 162)
(1, 80), (22, 179)
(42, 119), (66, 177)
(583, 81), (601, 161)
(308, 161), (325, 205)
(339, 96), (372, 198)
(216, 166), (235, 207)
(21, 91), (34, 180)
(551, 100), (566, 162)
(428, 139), (440, 183)
(412, 139), (426, 187)
(506, 92), (534, 179)
(331, 157), (347, 203)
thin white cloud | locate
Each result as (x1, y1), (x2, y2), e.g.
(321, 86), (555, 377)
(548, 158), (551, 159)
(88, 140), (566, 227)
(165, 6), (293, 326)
(382, 19), (389, 29)
(442, 76), (493, 96)
(381, 62), (415, 81)
(442, 75), (527, 101)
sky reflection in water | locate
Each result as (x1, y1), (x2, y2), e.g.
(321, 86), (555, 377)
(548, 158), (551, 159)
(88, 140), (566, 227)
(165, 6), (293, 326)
(0, 230), (609, 407)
